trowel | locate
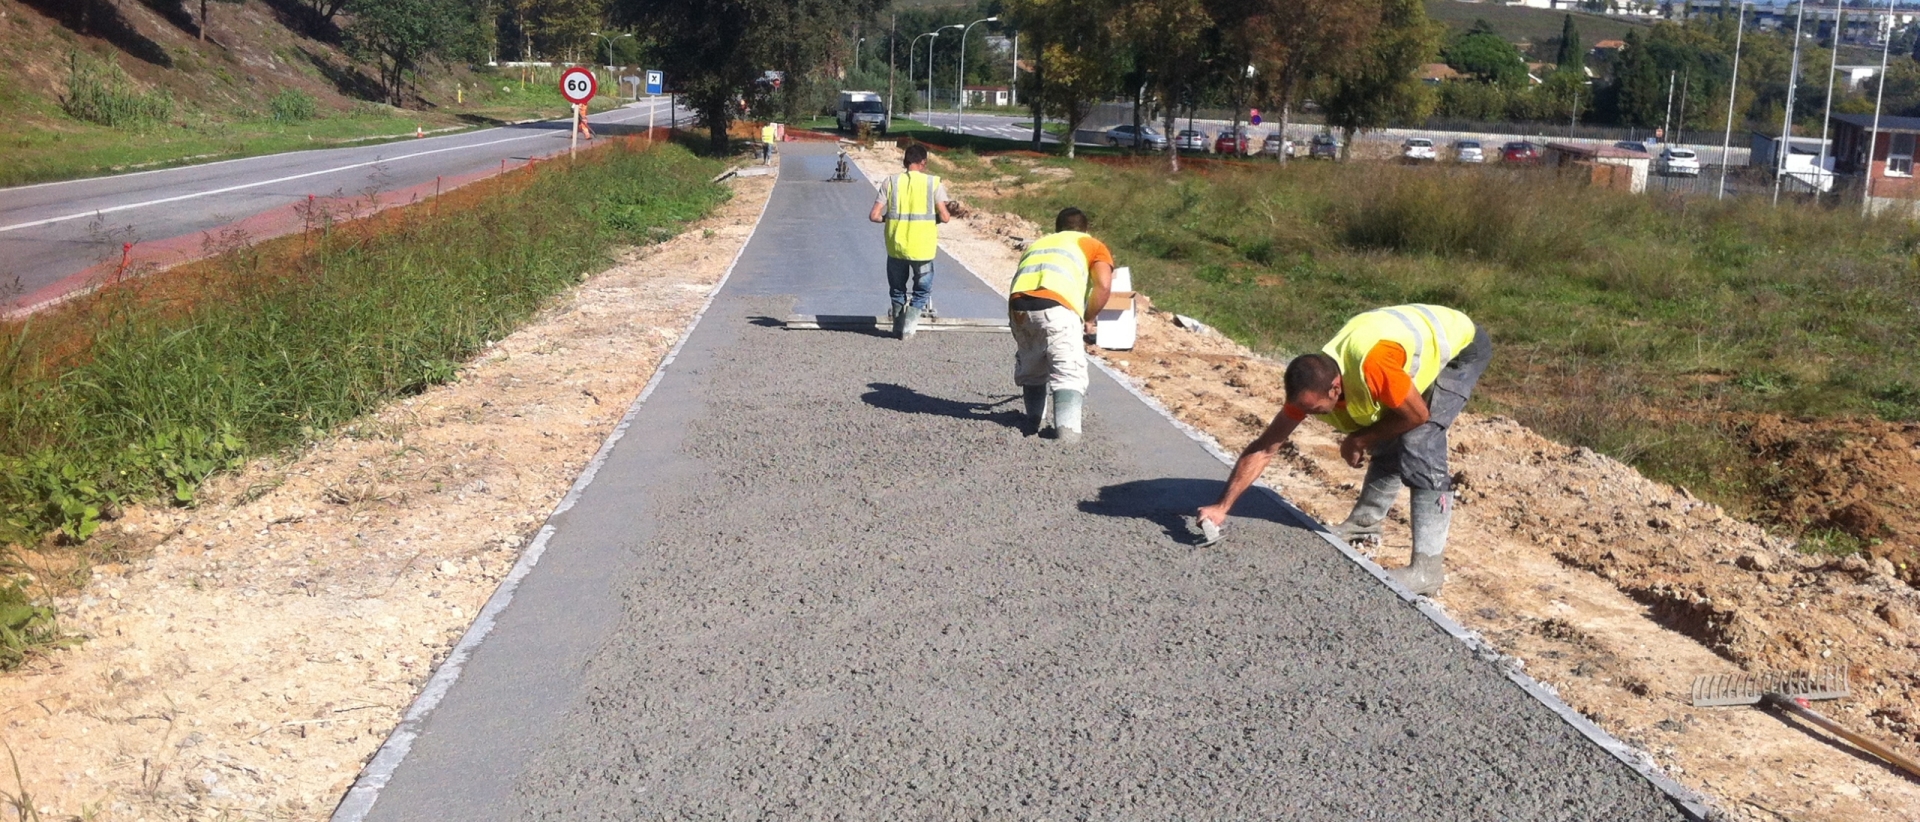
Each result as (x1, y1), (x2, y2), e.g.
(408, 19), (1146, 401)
(1690, 665), (1920, 780)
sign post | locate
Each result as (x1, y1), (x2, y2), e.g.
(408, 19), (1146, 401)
(645, 70), (663, 143)
(559, 67), (598, 158)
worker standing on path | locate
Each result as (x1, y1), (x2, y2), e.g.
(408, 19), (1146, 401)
(1008, 207), (1115, 443)
(867, 144), (953, 339)
(574, 103), (594, 141)
(1195, 304), (1491, 596)
(760, 123), (777, 164)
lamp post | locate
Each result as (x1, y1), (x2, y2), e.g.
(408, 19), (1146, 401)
(929, 24), (962, 115)
(958, 16), (998, 115)
(911, 31), (938, 114)
(588, 31), (630, 68)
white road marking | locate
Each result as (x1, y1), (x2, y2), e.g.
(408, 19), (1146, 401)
(0, 133), (561, 234)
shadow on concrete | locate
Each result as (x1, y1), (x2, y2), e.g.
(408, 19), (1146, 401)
(862, 382), (1023, 429)
(1077, 477), (1228, 544)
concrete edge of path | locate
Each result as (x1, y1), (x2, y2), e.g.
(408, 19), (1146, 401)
(939, 251), (1718, 822)
(326, 174), (778, 822)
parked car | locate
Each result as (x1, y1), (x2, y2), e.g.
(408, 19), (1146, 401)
(1174, 129), (1211, 152)
(1214, 127), (1252, 155)
(1402, 137), (1437, 162)
(1261, 132), (1295, 158)
(1308, 133), (1341, 159)
(1501, 141), (1541, 163)
(1659, 147), (1701, 176)
(1453, 140), (1485, 163)
(1106, 124), (1168, 150)
(1613, 140), (1650, 154)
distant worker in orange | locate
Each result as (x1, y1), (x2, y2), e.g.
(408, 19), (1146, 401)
(1195, 305), (1492, 596)
(574, 102), (594, 140)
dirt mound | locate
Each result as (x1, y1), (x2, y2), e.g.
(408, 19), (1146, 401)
(1738, 414), (1920, 577)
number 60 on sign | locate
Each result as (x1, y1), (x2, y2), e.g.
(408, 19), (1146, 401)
(560, 67), (597, 105)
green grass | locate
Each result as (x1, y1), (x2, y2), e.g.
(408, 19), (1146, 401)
(1422, 0), (1647, 46)
(966, 154), (1920, 517)
(0, 141), (728, 555)
(0, 67), (626, 187)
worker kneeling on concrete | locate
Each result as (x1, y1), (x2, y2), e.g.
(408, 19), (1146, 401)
(867, 144), (953, 339)
(1195, 304), (1491, 596)
(1008, 207), (1115, 442)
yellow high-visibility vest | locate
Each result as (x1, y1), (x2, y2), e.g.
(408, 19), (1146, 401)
(883, 171), (941, 261)
(1009, 231), (1093, 317)
(1318, 304), (1478, 433)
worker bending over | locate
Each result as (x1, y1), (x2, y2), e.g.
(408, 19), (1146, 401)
(867, 144), (953, 339)
(1196, 305), (1491, 596)
(1007, 207), (1114, 443)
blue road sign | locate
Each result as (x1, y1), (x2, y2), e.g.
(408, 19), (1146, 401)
(645, 70), (663, 96)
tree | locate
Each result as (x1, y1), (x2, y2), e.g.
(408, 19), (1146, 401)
(1555, 14), (1583, 72)
(344, 0), (483, 106)
(1230, 0), (1379, 165)
(611, 0), (885, 153)
(1444, 26), (1527, 86)
(1111, 0), (1214, 170)
(1316, 0), (1441, 154)
(1008, 0), (1123, 159)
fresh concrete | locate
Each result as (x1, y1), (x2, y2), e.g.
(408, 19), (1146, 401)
(343, 142), (1695, 821)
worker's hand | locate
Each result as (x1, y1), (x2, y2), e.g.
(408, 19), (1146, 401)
(1196, 504), (1228, 528)
(1339, 435), (1368, 468)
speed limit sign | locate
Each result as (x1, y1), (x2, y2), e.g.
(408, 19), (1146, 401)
(559, 67), (597, 105)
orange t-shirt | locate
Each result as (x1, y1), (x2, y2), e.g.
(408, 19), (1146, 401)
(1281, 341), (1415, 421)
(1013, 236), (1114, 309)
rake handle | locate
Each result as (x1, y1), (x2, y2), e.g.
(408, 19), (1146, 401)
(1764, 693), (1920, 781)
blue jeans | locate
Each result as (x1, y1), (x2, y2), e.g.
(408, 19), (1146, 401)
(886, 257), (934, 310)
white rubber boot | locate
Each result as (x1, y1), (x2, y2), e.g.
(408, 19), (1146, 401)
(1022, 386), (1048, 435)
(901, 305), (923, 339)
(1329, 470), (1402, 545)
(1389, 488), (1451, 597)
(1050, 389), (1084, 444)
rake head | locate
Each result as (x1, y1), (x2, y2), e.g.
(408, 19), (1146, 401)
(1690, 665), (1851, 707)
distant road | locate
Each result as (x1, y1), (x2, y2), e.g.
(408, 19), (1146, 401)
(1, 98), (680, 313)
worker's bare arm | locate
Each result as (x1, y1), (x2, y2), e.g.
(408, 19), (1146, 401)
(1083, 260), (1115, 331)
(1197, 411), (1304, 526)
(868, 199), (887, 224)
(1338, 390), (1431, 467)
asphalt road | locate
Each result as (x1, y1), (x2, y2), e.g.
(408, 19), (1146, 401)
(0, 98), (678, 311)
(336, 142), (1700, 821)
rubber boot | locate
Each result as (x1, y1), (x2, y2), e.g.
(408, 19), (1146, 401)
(889, 304), (906, 338)
(1050, 389), (1084, 443)
(901, 305), (923, 339)
(1022, 386), (1048, 435)
(1389, 488), (1451, 597)
(1329, 469), (1403, 545)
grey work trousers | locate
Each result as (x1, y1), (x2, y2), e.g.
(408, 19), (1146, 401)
(1366, 326), (1492, 492)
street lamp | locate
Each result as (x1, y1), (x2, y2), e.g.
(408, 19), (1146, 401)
(910, 31), (939, 114)
(929, 24), (963, 113)
(958, 16), (998, 114)
(588, 31), (631, 68)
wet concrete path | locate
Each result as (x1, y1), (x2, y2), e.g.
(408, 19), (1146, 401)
(342, 143), (1697, 821)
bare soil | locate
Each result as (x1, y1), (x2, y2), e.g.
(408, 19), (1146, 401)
(860, 143), (1920, 821)
(0, 165), (775, 820)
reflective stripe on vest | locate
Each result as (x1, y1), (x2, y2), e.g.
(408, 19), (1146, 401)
(1008, 231), (1092, 317)
(884, 171), (940, 261)
(1317, 304), (1477, 434)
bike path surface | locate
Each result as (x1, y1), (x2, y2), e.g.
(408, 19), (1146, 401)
(342, 142), (1694, 821)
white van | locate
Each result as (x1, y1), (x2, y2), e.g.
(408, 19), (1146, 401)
(837, 91), (887, 135)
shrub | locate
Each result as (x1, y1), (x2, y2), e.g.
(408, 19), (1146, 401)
(269, 88), (319, 123)
(61, 51), (174, 129)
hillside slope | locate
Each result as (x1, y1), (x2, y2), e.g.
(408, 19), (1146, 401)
(0, 0), (589, 185)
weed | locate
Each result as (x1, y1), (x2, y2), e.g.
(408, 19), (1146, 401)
(268, 88), (318, 123)
(62, 51), (173, 129)
(0, 143), (726, 550)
